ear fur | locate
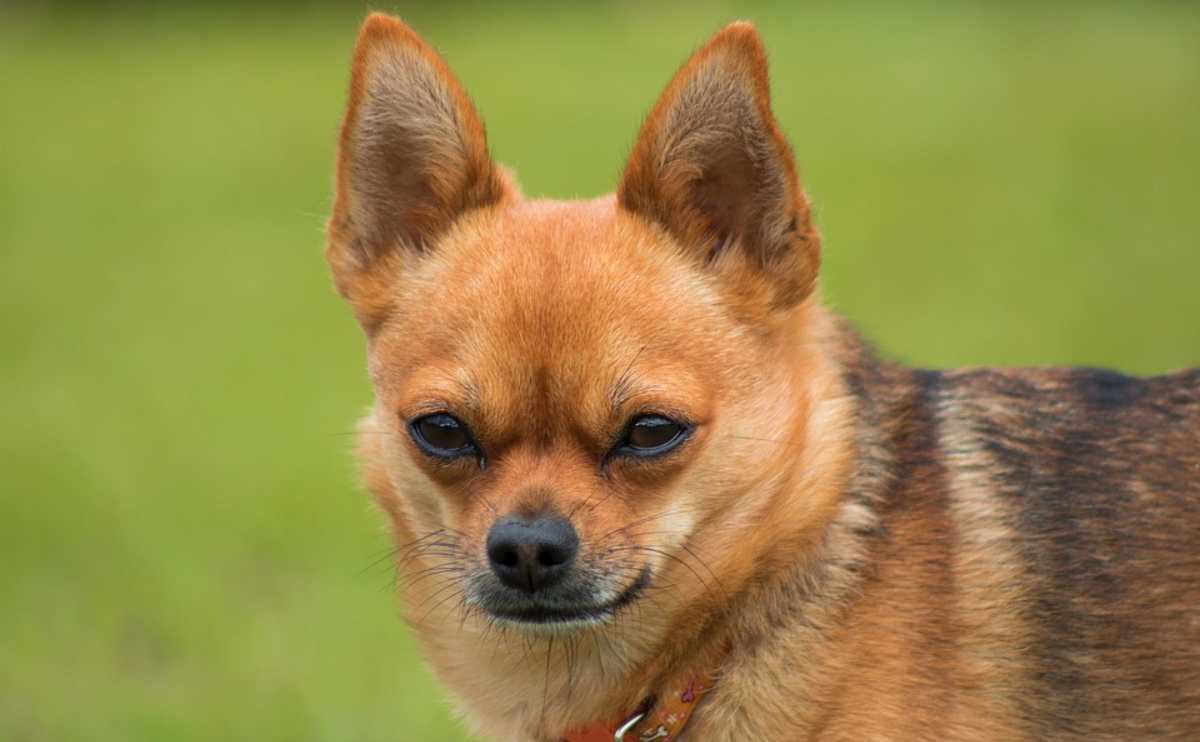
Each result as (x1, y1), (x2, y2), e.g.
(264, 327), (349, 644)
(618, 22), (819, 307)
(327, 13), (512, 325)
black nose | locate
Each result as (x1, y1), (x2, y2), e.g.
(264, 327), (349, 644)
(486, 515), (579, 593)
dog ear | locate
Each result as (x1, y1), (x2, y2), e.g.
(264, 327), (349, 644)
(327, 13), (511, 326)
(618, 22), (819, 308)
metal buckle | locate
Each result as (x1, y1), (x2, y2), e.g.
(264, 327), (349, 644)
(612, 709), (647, 741)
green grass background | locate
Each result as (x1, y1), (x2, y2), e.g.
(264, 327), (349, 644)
(2, 1), (1198, 739)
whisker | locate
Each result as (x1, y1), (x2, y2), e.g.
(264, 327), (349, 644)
(617, 544), (718, 599)
(411, 581), (468, 625)
(593, 505), (701, 543)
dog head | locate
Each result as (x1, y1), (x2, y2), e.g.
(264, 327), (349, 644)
(328, 14), (841, 634)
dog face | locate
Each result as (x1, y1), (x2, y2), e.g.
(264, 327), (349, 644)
(328, 15), (831, 632)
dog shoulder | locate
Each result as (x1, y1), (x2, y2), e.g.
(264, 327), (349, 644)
(916, 364), (1200, 737)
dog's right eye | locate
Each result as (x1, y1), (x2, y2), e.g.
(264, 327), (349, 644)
(409, 413), (478, 460)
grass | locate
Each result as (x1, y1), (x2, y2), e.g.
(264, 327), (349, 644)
(1, 1), (1197, 739)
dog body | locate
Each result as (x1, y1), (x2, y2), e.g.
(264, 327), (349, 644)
(327, 15), (1200, 740)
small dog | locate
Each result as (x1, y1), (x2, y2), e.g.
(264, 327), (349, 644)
(325, 13), (1200, 741)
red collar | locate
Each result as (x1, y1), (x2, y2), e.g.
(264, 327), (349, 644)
(560, 672), (716, 742)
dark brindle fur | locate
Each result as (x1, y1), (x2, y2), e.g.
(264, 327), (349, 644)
(789, 326), (1200, 739)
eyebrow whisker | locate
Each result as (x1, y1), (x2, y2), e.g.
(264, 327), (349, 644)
(608, 344), (649, 410)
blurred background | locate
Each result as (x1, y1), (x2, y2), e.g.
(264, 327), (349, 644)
(2, 1), (1198, 739)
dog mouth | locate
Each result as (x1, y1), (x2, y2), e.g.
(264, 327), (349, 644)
(485, 567), (652, 626)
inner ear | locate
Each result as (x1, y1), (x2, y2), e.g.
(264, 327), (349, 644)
(618, 22), (820, 307)
(690, 147), (762, 261)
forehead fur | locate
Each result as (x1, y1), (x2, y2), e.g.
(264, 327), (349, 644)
(365, 198), (757, 422)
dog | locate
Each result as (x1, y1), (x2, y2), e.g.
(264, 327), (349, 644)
(324, 13), (1200, 741)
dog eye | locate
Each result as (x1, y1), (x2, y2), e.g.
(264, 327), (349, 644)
(409, 413), (477, 459)
(618, 415), (690, 457)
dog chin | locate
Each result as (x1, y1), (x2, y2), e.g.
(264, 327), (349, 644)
(476, 567), (652, 633)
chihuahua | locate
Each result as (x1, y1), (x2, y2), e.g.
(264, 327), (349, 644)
(325, 14), (1200, 741)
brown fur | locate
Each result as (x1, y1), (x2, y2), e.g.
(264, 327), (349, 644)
(326, 14), (1200, 741)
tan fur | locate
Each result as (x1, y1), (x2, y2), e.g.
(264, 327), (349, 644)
(327, 14), (1200, 741)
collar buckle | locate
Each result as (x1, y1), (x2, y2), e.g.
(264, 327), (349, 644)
(612, 708), (647, 741)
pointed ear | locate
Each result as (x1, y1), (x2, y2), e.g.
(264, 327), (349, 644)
(618, 22), (819, 307)
(327, 14), (513, 325)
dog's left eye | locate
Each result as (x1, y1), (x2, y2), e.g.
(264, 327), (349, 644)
(409, 413), (478, 459)
(616, 414), (690, 458)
